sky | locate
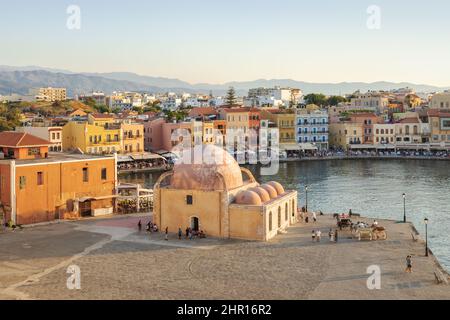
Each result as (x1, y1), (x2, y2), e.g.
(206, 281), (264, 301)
(1, 0), (450, 86)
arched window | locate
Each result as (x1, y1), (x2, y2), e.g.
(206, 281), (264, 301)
(292, 199), (295, 217)
(269, 212), (273, 231)
(278, 207), (282, 228)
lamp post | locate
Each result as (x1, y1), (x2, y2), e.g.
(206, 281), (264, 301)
(305, 186), (309, 213)
(424, 218), (429, 257)
(402, 193), (406, 223)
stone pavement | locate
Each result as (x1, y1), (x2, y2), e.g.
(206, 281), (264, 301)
(0, 214), (448, 300)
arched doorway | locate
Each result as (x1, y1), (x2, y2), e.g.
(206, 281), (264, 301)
(191, 217), (199, 232)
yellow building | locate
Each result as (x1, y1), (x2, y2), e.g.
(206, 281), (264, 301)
(261, 109), (296, 147)
(62, 121), (122, 155)
(121, 122), (144, 153)
(220, 108), (250, 134)
(63, 114), (144, 155)
(428, 109), (450, 143)
(329, 123), (363, 150)
(153, 145), (298, 241)
(202, 121), (215, 144)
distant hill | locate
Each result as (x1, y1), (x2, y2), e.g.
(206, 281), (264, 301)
(0, 70), (167, 97)
(1, 65), (449, 97)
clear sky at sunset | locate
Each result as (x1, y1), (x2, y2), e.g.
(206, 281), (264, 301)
(1, 0), (450, 86)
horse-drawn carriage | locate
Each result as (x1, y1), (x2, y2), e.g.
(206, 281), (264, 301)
(336, 214), (353, 230)
(355, 226), (388, 241)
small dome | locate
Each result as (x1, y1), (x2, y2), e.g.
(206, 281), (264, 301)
(267, 181), (285, 195)
(261, 184), (278, 199)
(249, 187), (271, 203)
(235, 191), (262, 206)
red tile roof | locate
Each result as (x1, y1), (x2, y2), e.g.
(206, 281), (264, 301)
(0, 132), (51, 147)
(398, 117), (420, 124)
(188, 107), (218, 117)
(90, 113), (115, 119)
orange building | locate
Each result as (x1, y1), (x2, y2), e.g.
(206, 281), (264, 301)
(0, 132), (117, 225)
(349, 113), (382, 144)
(0, 132), (50, 160)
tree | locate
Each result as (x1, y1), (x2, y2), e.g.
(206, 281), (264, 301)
(327, 96), (347, 106)
(225, 87), (237, 105)
(303, 93), (328, 106)
(94, 104), (110, 113)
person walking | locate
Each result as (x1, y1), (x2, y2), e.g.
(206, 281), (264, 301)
(316, 230), (322, 242)
(312, 212), (317, 223)
(185, 227), (189, 239)
(178, 228), (182, 240)
(405, 255), (413, 273)
(165, 227), (169, 241)
(137, 220), (142, 232)
(335, 229), (339, 243)
(312, 230), (316, 242)
(329, 229), (334, 242)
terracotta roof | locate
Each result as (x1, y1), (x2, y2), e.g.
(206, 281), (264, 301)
(398, 117), (420, 124)
(0, 132), (51, 147)
(188, 107), (218, 117)
(219, 107), (251, 113)
(90, 113), (115, 119)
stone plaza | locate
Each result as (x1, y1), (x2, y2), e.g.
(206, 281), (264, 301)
(0, 214), (449, 300)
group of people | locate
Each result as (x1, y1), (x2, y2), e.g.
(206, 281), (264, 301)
(176, 227), (206, 240)
(137, 220), (159, 233)
(302, 210), (321, 224)
(137, 220), (207, 241)
(311, 228), (339, 243)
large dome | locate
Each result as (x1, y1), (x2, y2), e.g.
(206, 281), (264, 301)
(170, 145), (244, 191)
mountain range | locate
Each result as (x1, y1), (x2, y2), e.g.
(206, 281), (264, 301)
(1, 65), (448, 97)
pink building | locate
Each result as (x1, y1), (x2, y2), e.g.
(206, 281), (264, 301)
(144, 118), (165, 152)
(144, 118), (193, 152)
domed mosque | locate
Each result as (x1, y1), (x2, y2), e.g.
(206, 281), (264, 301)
(153, 145), (298, 241)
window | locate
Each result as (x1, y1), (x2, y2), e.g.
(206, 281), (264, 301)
(269, 212), (273, 231)
(186, 195), (193, 205)
(83, 168), (89, 182)
(285, 203), (288, 221)
(28, 147), (40, 156)
(278, 207), (282, 228)
(19, 176), (26, 189)
(101, 168), (107, 180)
(37, 172), (44, 185)
(292, 200), (295, 217)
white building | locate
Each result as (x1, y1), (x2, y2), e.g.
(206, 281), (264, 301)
(296, 109), (329, 150)
(247, 87), (303, 107)
(373, 124), (395, 145)
(430, 92), (450, 110)
(350, 91), (389, 112)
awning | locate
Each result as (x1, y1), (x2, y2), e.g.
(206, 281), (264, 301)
(78, 195), (118, 202)
(298, 143), (318, 151)
(130, 153), (164, 161)
(280, 144), (301, 151)
(117, 155), (134, 163)
(349, 144), (376, 150)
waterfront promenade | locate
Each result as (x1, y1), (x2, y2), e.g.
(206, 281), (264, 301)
(0, 214), (448, 300)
